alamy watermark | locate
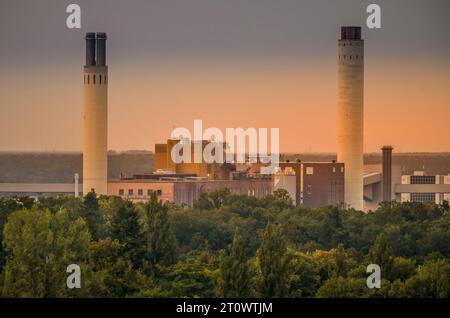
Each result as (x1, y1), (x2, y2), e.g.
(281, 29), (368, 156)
(170, 120), (279, 174)
(366, 264), (381, 289)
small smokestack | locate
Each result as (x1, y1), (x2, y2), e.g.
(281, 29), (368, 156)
(96, 32), (107, 66)
(74, 173), (79, 198)
(341, 26), (361, 40)
(381, 146), (393, 201)
(85, 32), (96, 66)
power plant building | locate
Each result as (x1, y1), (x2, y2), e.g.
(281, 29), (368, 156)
(108, 174), (273, 206)
(154, 139), (231, 179)
(278, 161), (345, 208)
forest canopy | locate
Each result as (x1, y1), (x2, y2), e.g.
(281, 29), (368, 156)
(0, 189), (449, 298)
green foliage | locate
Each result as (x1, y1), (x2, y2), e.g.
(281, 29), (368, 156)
(2, 207), (90, 297)
(86, 239), (138, 297)
(1, 191), (449, 298)
(0, 197), (36, 271)
(194, 188), (232, 210)
(316, 277), (368, 298)
(143, 192), (177, 277)
(256, 223), (292, 297)
(401, 259), (450, 298)
(82, 191), (106, 240)
(110, 199), (145, 268)
(156, 251), (219, 298)
(219, 229), (253, 297)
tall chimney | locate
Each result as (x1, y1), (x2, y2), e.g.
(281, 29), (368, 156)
(337, 26), (364, 210)
(83, 32), (108, 196)
(85, 32), (96, 66)
(381, 146), (393, 202)
(96, 33), (107, 66)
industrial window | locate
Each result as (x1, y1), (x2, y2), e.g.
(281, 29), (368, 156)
(410, 192), (435, 202)
(157, 189), (162, 196)
(411, 176), (436, 184)
(118, 189), (124, 196)
(128, 189), (133, 196)
(306, 167), (314, 175)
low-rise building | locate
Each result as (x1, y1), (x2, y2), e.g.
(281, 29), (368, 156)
(397, 171), (450, 204)
(278, 161), (345, 208)
(107, 173), (273, 206)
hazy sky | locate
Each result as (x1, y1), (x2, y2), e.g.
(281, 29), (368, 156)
(0, 0), (449, 152)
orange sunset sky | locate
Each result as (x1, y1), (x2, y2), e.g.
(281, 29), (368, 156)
(0, 0), (449, 153)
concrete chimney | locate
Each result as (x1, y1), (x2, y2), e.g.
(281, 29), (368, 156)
(337, 26), (364, 210)
(83, 32), (108, 195)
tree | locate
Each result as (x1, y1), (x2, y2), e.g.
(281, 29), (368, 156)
(219, 228), (253, 297)
(194, 188), (231, 210)
(2, 208), (90, 297)
(366, 233), (395, 280)
(87, 239), (139, 297)
(264, 189), (294, 211)
(402, 259), (450, 298)
(82, 191), (105, 240)
(256, 223), (292, 297)
(0, 197), (35, 271)
(110, 200), (145, 268)
(440, 200), (449, 212)
(143, 192), (177, 276)
(288, 250), (323, 297)
(312, 245), (355, 282)
(316, 277), (366, 298)
(159, 252), (219, 297)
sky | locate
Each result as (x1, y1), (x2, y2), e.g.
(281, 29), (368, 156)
(0, 0), (449, 153)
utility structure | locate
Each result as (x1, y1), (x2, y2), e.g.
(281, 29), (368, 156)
(381, 145), (393, 202)
(83, 32), (108, 195)
(337, 26), (364, 210)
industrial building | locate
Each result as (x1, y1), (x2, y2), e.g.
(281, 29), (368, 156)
(278, 161), (345, 208)
(108, 173), (273, 206)
(155, 139), (231, 179)
(3, 31), (450, 212)
(398, 171), (450, 204)
(363, 146), (450, 209)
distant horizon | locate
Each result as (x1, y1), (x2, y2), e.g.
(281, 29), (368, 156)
(2, 150), (450, 155)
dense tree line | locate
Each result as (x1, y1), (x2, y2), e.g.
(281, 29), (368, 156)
(0, 189), (449, 298)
